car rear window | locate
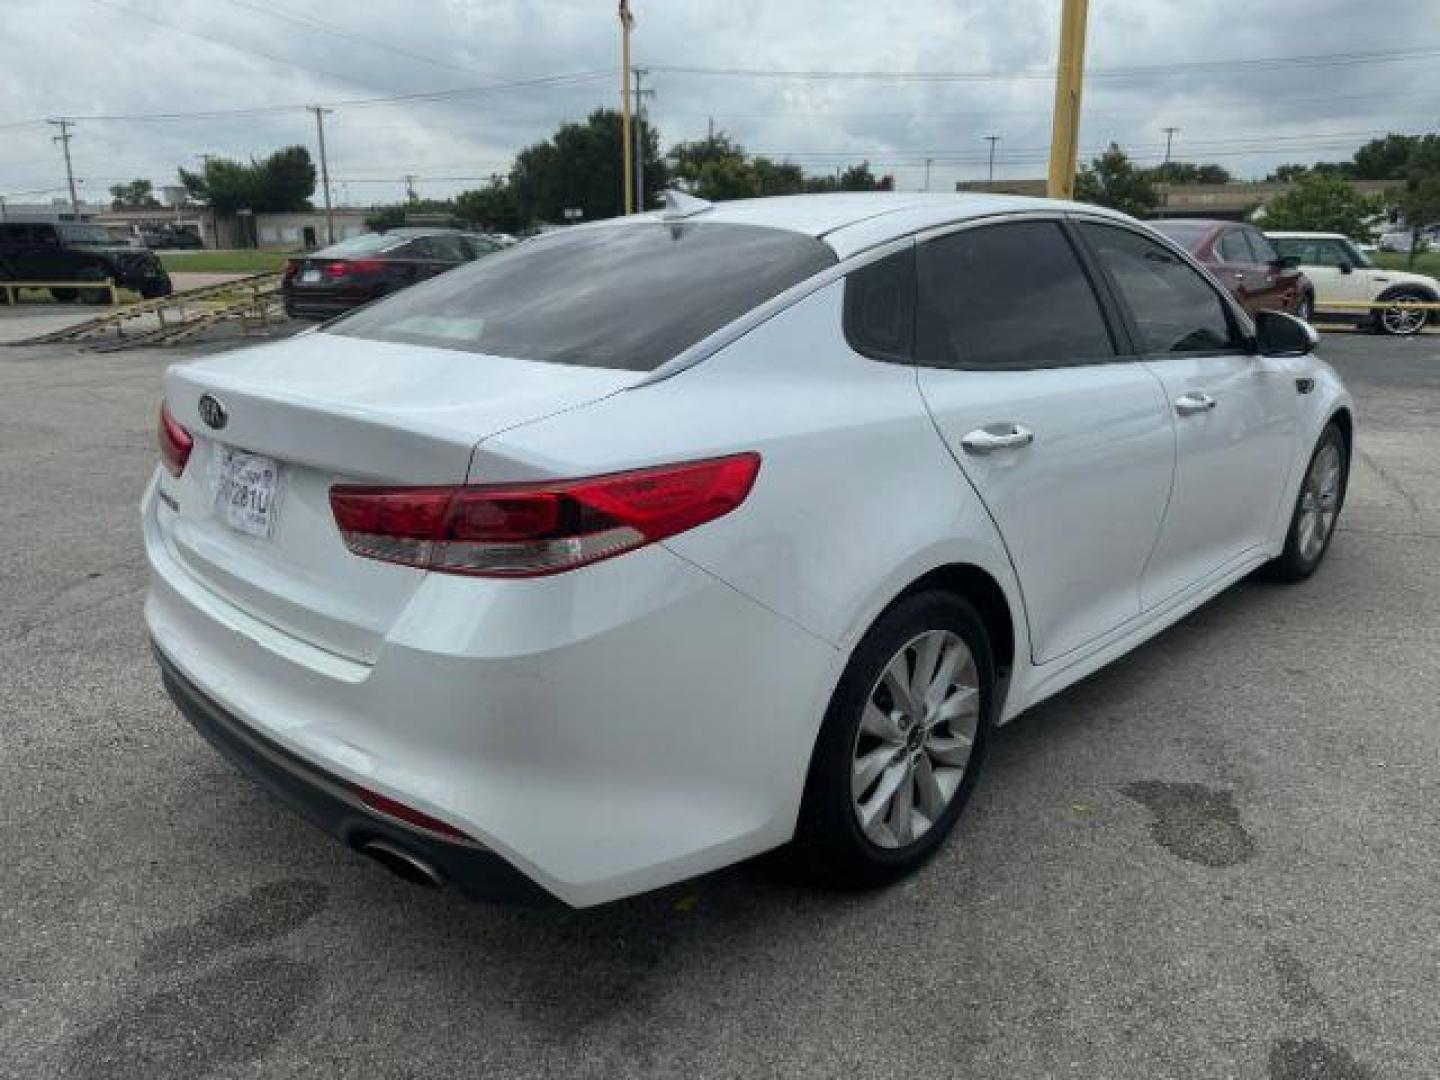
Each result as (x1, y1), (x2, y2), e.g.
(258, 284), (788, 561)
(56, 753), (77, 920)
(318, 233), (411, 256)
(326, 222), (837, 371)
(1148, 220), (1210, 250)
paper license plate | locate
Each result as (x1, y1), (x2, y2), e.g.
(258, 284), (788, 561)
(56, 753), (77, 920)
(301, 268), (321, 283)
(213, 448), (281, 540)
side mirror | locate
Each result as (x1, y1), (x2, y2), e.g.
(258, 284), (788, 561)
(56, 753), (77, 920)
(1254, 309), (1318, 356)
(1274, 255), (1301, 270)
(1338, 262), (1354, 275)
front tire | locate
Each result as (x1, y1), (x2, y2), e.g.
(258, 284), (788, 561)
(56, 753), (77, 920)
(1262, 422), (1349, 582)
(794, 590), (994, 888)
(1377, 290), (1429, 336)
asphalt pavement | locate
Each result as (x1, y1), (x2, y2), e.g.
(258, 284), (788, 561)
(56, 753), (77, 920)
(1, 327), (1436, 1079)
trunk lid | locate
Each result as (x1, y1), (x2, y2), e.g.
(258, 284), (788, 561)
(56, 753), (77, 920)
(157, 331), (639, 662)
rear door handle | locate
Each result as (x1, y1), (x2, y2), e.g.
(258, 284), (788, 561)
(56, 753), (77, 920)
(960, 423), (1035, 455)
(1175, 392), (1217, 415)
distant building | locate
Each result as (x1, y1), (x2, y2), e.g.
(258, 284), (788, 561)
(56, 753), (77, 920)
(955, 178), (1392, 221)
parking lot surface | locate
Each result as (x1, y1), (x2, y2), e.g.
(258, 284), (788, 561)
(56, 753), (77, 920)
(2, 328), (1437, 1079)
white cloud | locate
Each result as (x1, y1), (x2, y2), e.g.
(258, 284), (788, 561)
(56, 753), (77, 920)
(2, 0), (1436, 206)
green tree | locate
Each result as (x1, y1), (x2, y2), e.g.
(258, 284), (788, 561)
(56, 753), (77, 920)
(751, 156), (805, 196)
(510, 108), (665, 223)
(1148, 162), (1232, 185)
(1260, 173), (1381, 237)
(108, 178), (160, 209)
(1389, 137), (1440, 265)
(1074, 143), (1160, 217)
(1351, 134), (1423, 181)
(454, 178), (525, 233)
(668, 132), (749, 192)
(176, 146), (315, 213)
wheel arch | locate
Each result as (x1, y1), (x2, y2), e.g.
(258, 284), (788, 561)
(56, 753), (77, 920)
(893, 563), (1017, 680)
(1376, 282), (1438, 302)
(1328, 405), (1354, 458)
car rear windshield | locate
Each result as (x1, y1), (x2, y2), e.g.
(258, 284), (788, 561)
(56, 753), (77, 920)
(317, 232), (412, 256)
(1148, 220), (1210, 249)
(326, 221), (837, 371)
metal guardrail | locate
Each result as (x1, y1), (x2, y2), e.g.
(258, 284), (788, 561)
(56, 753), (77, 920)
(1, 278), (120, 305)
(7, 271), (283, 349)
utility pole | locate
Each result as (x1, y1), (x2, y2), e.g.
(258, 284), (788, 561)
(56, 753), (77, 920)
(308, 105), (335, 244)
(985, 135), (1001, 184)
(404, 174), (418, 203)
(1162, 126), (1179, 165)
(707, 115), (715, 145)
(633, 67), (648, 211)
(619, 0), (635, 215)
(48, 119), (80, 219)
(1045, 0), (1090, 200)
(923, 157), (933, 192)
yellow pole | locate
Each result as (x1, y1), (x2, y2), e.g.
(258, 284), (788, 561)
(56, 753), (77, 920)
(619, 1), (635, 215)
(1046, 0), (1089, 199)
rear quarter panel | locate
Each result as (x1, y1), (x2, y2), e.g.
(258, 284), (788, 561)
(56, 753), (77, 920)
(470, 279), (1029, 661)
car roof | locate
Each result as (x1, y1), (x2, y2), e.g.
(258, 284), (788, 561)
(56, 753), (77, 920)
(616, 192), (1139, 258)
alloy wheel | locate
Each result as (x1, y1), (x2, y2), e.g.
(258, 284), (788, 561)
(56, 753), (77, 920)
(1381, 300), (1427, 335)
(850, 630), (980, 849)
(1297, 441), (1342, 562)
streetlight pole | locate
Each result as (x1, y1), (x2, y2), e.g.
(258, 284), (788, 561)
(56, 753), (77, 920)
(308, 105), (335, 244)
(923, 157), (933, 192)
(619, 1), (635, 215)
(985, 135), (1001, 184)
(1045, 0), (1090, 199)
(48, 119), (80, 218)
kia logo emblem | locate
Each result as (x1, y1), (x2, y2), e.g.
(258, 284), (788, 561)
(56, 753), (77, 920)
(198, 393), (228, 430)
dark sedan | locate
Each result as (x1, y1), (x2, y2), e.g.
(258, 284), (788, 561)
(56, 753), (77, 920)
(282, 228), (501, 319)
(1149, 218), (1314, 322)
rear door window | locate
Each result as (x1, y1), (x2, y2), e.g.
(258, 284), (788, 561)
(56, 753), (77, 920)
(844, 247), (915, 363)
(914, 220), (1118, 370)
(329, 222), (837, 371)
(1217, 230), (1253, 263)
(1079, 222), (1245, 355)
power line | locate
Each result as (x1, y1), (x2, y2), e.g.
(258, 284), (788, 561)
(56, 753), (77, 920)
(217, 0), (505, 80)
(648, 43), (1440, 83)
(0, 70), (611, 127)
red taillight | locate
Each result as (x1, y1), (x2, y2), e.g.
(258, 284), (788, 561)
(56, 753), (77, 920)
(325, 258), (383, 278)
(355, 785), (474, 841)
(282, 258), (300, 281)
(157, 402), (193, 477)
(330, 453), (761, 578)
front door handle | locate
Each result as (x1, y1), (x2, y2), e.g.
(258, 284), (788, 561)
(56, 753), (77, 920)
(1175, 392), (1217, 415)
(960, 423), (1035, 455)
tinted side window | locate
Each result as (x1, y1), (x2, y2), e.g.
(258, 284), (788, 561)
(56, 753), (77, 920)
(915, 220), (1116, 370)
(1217, 230), (1252, 263)
(843, 247), (915, 363)
(1245, 228), (1279, 263)
(1080, 223), (1243, 355)
(424, 235), (467, 261)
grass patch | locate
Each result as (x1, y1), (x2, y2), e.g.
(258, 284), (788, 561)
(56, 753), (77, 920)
(1372, 250), (1440, 276)
(158, 249), (293, 274)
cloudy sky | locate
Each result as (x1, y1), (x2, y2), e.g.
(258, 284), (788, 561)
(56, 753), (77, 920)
(2, 0), (1437, 209)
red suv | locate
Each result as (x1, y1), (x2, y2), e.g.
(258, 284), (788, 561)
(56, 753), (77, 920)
(1151, 219), (1314, 323)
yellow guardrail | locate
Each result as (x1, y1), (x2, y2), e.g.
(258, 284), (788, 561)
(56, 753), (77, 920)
(2, 278), (120, 304)
(1320, 300), (1440, 311)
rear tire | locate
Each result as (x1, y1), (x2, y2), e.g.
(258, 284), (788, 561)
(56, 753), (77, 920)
(793, 590), (994, 888)
(1261, 422), (1349, 582)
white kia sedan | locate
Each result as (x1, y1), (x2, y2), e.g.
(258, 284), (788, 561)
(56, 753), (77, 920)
(144, 193), (1352, 908)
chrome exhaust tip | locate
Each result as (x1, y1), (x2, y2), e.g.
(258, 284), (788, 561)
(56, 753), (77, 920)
(360, 838), (444, 889)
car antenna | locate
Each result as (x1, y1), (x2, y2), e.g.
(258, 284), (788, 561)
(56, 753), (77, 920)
(661, 189), (713, 220)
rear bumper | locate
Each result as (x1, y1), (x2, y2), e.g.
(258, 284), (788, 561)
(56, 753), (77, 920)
(155, 643), (553, 904)
(282, 287), (381, 318)
(142, 473), (841, 907)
